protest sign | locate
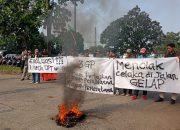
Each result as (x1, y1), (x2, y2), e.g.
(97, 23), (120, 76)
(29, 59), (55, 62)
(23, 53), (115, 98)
(28, 56), (180, 94)
(115, 57), (180, 93)
(28, 56), (68, 73)
(66, 56), (114, 94)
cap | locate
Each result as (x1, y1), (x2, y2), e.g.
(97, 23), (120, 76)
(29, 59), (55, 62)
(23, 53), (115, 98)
(140, 48), (147, 53)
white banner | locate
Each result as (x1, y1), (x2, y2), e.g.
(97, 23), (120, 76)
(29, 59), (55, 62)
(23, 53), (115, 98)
(28, 56), (68, 73)
(66, 56), (114, 94)
(115, 57), (180, 93)
(28, 56), (180, 94)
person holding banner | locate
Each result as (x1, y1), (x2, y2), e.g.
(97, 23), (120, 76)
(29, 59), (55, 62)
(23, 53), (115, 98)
(31, 49), (40, 84)
(41, 49), (49, 81)
(155, 43), (178, 104)
(121, 49), (134, 96)
(131, 48), (148, 100)
(107, 50), (116, 58)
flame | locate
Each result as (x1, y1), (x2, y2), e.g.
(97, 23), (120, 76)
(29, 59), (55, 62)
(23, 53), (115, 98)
(57, 102), (83, 124)
(58, 104), (68, 122)
(70, 103), (83, 118)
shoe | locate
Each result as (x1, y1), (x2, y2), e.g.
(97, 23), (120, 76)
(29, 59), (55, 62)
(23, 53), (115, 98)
(34, 82), (40, 84)
(121, 93), (126, 96)
(20, 78), (24, 81)
(142, 95), (147, 100)
(154, 97), (164, 102)
(170, 99), (176, 104)
(131, 95), (137, 100)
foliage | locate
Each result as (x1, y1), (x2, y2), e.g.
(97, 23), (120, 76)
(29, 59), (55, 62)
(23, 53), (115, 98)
(43, 2), (71, 40)
(58, 0), (84, 5)
(43, 0), (84, 56)
(51, 36), (64, 55)
(89, 45), (106, 57)
(49, 29), (84, 55)
(100, 6), (164, 55)
(154, 32), (180, 54)
(62, 30), (84, 55)
(0, 0), (48, 53)
(0, 0), (84, 54)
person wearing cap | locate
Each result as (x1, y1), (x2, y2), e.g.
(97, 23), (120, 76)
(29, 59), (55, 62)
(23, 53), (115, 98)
(155, 43), (178, 104)
(31, 48), (40, 84)
(121, 49), (134, 96)
(131, 47), (148, 100)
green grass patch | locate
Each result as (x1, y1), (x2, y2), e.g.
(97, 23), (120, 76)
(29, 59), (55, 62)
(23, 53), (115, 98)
(0, 65), (21, 74)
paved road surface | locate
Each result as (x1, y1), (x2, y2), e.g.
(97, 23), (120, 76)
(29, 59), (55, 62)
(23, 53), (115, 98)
(0, 74), (180, 130)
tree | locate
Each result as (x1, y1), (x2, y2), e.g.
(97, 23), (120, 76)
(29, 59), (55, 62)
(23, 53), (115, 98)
(51, 35), (64, 55)
(154, 32), (180, 54)
(0, 0), (83, 54)
(89, 45), (106, 57)
(49, 29), (84, 56)
(100, 6), (164, 55)
(62, 30), (84, 55)
(0, 0), (48, 53)
(44, 0), (84, 56)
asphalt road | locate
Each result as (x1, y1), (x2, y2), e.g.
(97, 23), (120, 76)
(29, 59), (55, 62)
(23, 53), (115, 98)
(0, 74), (180, 130)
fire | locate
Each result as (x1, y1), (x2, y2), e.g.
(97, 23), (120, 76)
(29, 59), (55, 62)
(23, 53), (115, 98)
(56, 102), (85, 127)
(70, 103), (83, 118)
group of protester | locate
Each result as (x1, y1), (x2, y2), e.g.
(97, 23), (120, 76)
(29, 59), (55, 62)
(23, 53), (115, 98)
(20, 47), (51, 83)
(20, 47), (58, 84)
(20, 43), (179, 104)
(107, 43), (179, 104)
(20, 48), (40, 83)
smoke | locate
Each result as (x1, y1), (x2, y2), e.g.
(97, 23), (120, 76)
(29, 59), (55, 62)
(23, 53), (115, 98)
(67, 0), (180, 47)
(57, 58), (101, 109)
(43, 0), (180, 52)
(67, 0), (126, 48)
(58, 63), (85, 109)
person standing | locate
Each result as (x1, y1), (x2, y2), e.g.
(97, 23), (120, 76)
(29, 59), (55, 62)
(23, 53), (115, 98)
(21, 50), (32, 80)
(131, 48), (148, 100)
(41, 49), (48, 57)
(107, 50), (116, 58)
(155, 43), (178, 104)
(32, 49), (40, 84)
(41, 49), (49, 81)
(121, 49), (134, 96)
(20, 47), (27, 73)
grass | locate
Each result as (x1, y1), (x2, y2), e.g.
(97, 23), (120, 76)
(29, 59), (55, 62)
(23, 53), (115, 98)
(0, 65), (21, 74)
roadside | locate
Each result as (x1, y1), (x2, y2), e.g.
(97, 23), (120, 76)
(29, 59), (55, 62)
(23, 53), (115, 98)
(0, 73), (180, 130)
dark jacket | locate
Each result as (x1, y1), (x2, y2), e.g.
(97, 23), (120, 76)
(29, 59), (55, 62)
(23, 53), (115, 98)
(165, 51), (176, 57)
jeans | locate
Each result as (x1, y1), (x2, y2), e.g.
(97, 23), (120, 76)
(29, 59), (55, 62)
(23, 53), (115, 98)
(32, 73), (40, 83)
